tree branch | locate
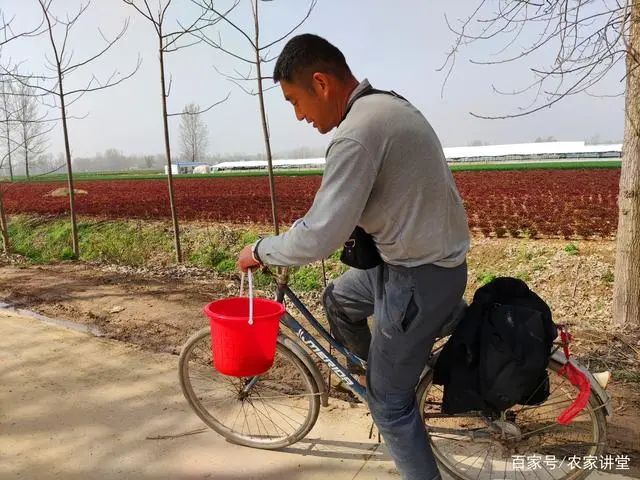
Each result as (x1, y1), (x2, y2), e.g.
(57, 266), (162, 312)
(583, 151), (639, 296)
(258, 0), (317, 51)
(63, 55), (141, 96)
(0, 69), (58, 97)
(228, 78), (255, 95)
(194, 32), (256, 64)
(163, 38), (202, 53)
(439, 0), (631, 118)
(225, 78), (277, 96)
(213, 64), (267, 82)
(122, 0), (155, 24)
(166, 72), (173, 97)
(61, 19), (130, 75)
(39, 0), (63, 70)
(167, 92), (230, 116)
(159, 0), (173, 25)
(193, 0), (254, 49)
(164, 6), (223, 50)
(0, 9), (46, 47)
(59, 3), (91, 61)
(30, 161), (67, 178)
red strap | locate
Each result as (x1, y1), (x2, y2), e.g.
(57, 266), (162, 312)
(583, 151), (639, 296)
(555, 324), (590, 425)
(558, 324), (571, 359)
(557, 361), (591, 424)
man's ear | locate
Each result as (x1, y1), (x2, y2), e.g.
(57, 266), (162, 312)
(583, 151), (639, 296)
(311, 72), (331, 98)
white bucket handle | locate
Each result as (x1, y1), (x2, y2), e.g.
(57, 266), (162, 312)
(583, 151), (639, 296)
(240, 268), (254, 325)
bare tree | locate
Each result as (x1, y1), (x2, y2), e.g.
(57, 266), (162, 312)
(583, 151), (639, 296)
(143, 155), (156, 169)
(440, 1), (638, 328)
(0, 7), (49, 253)
(2, 1), (140, 258)
(179, 102), (209, 162)
(0, 111), (24, 252)
(0, 141), (20, 252)
(189, 0), (317, 235)
(122, 0), (230, 263)
(13, 78), (54, 180)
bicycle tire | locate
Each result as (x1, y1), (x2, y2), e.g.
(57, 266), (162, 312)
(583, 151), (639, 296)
(417, 358), (608, 480)
(179, 327), (321, 449)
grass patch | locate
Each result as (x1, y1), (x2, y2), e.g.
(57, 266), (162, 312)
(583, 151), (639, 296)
(6, 216), (296, 281)
(290, 266), (322, 292)
(8, 216), (174, 264)
(80, 222), (172, 265)
(215, 258), (236, 274)
(564, 243), (579, 255)
(189, 245), (229, 269)
(612, 370), (640, 383)
(8, 169), (325, 183)
(240, 230), (260, 245)
(476, 270), (496, 286)
(3, 160), (620, 184)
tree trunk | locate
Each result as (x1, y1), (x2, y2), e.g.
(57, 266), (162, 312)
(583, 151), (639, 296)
(23, 123), (30, 181)
(159, 35), (182, 263)
(613, 3), (640, 328)
(2, 85), (13, 182)
(5, 129), (12, 182)
(254, 0), (280, 235)
(58, 77), (79, 258)
(0, 190), (10, 253)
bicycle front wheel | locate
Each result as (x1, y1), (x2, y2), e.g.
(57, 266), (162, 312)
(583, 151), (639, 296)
(418, 359), (607, 480)
(179, 327), (321, 449)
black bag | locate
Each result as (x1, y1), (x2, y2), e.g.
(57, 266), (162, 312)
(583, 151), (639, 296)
(338, 85), (407, 270)
(433, 277), (557, 415)
(479, 302), (554, 412)
(340, 226), (383, 270)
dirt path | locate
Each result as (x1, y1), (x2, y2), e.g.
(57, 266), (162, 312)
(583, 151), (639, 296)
(0, 254), (639, 477)
(1, 310), (401, 480)
(0, 261), (225, 354)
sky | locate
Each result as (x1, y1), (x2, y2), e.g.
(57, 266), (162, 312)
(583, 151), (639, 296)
(0, 0), (627, 159)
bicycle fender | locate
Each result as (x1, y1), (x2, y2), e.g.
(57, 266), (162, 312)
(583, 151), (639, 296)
(551, 349), (613, 417)
(279, 334), (329, 407)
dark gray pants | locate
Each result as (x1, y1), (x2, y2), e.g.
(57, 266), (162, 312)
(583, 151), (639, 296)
(323, 261), (467, 480)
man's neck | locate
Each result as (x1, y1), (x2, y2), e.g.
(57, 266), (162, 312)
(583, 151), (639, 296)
(336, 76), (361, 123)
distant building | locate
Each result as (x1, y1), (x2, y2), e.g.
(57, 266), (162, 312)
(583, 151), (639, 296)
(443, 141), (622, 162)
(168, 142), (622, 175)
(165, 161), (210, 175)
(210, 157), (325, 173)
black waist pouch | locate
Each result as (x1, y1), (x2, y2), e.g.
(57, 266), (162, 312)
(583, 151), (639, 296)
(340, 226), (382, 270)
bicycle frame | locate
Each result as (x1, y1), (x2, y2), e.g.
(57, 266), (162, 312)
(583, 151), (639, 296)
(270, 280), (491, 442)
(274, 283), (368, 403)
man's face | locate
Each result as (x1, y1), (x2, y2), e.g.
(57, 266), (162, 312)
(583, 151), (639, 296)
(280, 75), (335, 134)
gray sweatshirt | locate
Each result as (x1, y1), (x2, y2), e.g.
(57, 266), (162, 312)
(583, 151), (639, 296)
(255, 79), (470, 268)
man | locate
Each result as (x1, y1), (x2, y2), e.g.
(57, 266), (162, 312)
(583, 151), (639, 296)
(238, 33), (470, 480)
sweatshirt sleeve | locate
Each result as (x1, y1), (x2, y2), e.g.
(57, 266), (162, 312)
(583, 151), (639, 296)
(255, 137), (377, 266)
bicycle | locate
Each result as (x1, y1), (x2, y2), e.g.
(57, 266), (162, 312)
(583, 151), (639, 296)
(178, 266), (613, 480)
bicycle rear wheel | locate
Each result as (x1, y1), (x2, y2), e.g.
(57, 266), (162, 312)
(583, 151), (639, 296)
(417, 359), (607, 480)
(179, 327), (321, 449)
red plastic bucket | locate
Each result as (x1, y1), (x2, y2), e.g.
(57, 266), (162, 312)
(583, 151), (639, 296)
(204, 296), (285, 377)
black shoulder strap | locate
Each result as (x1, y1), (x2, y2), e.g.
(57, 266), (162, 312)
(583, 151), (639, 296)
(341, 86), (408, 122)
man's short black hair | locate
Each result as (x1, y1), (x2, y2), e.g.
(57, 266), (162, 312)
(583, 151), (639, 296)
(273, 33), (352, 85)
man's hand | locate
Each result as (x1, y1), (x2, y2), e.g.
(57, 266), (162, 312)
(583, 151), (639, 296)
(238, 245), (261, 272)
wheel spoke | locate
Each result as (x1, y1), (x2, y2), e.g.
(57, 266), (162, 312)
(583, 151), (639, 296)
(420, 359), (605, 480)
(179, 329), (319, 448)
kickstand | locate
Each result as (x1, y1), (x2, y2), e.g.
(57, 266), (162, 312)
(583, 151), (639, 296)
(368, 420), (381, 443)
